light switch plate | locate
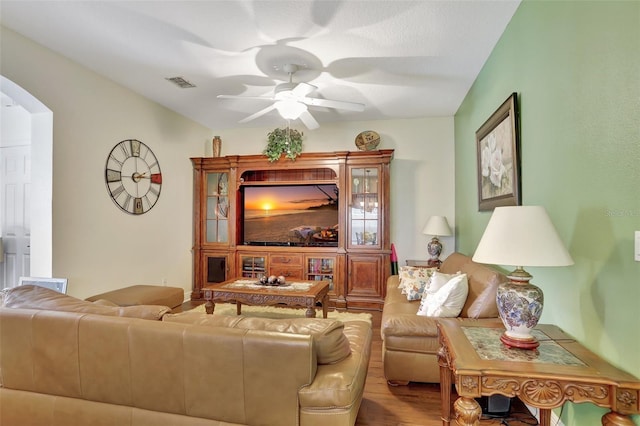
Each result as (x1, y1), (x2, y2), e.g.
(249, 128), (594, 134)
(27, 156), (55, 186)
(635, 231), (640, 262)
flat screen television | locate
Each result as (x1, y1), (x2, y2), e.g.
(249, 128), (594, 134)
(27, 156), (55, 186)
(240, 184), (339, 247)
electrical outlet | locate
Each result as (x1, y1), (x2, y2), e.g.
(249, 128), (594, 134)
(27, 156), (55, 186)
(635, 231), (640, 262)
(162, 278), (168, 285)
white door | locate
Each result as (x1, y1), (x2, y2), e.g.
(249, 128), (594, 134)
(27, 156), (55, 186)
(0, 145), (31, 288)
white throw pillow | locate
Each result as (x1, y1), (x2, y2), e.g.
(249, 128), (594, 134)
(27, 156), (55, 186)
(424, 271), (458, 295)
(417, 273), (469, 317)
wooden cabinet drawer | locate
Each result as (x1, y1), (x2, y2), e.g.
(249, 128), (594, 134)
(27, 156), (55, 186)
(268, 253), (303, 279)
(269, 266), (303, 279)
(269, 254), (302, 266)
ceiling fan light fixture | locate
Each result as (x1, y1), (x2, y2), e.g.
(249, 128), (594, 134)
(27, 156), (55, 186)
(275, 100), (307, 120)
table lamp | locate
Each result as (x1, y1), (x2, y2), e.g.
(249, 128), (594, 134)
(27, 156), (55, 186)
(422, 216), (452, 267)
(472, 206), (573, 350)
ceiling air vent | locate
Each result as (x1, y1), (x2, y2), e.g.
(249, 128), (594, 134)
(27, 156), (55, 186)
(166, 76), (196, 88)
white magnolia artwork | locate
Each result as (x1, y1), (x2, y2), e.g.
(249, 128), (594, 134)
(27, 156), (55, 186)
(475, 93), (521, 211)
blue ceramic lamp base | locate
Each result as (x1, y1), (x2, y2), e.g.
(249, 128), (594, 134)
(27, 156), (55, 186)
(496, 267), (544, 350)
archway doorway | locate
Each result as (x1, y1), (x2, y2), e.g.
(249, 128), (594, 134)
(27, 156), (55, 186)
(0, 76), (53, 288)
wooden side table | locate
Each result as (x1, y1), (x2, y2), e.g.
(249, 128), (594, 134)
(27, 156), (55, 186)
(406, 259), (441, 268)
(437, 318), (640, 426)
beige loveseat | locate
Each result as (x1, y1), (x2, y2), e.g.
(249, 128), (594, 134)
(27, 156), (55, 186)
(0, 286), (372, 426)
(381, 252), (506, 385)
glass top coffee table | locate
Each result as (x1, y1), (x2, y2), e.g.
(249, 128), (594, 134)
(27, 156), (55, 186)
(202, 278), (330, 318)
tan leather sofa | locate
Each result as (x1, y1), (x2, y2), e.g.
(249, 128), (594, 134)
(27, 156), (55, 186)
(0, 286), (372, 426)
(381, 252), (506, 385)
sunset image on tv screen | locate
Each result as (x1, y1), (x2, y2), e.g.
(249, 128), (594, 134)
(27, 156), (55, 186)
(242, 184), (338, 245)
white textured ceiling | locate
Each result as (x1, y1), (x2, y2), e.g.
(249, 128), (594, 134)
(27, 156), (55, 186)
(0, 0), (520, 130)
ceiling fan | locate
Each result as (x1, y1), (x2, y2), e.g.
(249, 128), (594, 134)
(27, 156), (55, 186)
(217, 64), (365, 130)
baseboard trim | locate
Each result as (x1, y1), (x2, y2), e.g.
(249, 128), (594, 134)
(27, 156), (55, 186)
(526, 404), (565, 426)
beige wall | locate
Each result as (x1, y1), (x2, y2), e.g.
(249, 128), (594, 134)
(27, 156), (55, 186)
(1, 26), (213, 299)
(1, 25), (455, 300)
(216, 117), (456, 264)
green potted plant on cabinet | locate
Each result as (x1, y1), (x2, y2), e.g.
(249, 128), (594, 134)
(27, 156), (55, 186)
(263, 127), (303, 162)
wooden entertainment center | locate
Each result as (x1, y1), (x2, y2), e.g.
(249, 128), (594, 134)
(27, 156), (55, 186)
(190, 149), (393, 310)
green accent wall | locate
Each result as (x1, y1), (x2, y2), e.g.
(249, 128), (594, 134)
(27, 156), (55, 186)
(454, 1), (639, 424)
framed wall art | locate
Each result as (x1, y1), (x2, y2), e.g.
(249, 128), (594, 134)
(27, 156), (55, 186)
(476, 92), (521, 211)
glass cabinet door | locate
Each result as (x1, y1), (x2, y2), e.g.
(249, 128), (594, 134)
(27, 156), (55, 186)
(240, 255), (266, 278)
(306, 256), (335, 292)
(206, 172), (229, 243)
(349, 167), (379, 247)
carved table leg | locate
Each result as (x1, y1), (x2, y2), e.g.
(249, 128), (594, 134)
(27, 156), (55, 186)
(321, 294), (329, 318)
(305, 305), (316, 318)
(203, 290), (215, 314)
(438, 344), (453, 426)
(602, 411), (635, 426)
(453, 397), (482, 426)
(537, 409), (551, 426)
(439, 374), (452, 425)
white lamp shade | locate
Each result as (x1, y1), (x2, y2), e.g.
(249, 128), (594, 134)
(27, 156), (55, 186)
(472, 206), (574, 267)
(422, 216), (452, 237)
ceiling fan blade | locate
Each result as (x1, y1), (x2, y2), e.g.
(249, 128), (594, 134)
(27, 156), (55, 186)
(218, 94), (273, 101)
(238, 104), (277, 123)
(291, 82), (316, 97)
(302, 97), (365, 112)
(298, 110), (320, 130)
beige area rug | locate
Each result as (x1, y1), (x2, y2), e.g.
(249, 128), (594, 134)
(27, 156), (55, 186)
(189, 303), (372, 324)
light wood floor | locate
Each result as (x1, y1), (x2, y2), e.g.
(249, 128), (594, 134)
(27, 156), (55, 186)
(181, 302), (538, 425)
(354, 310), (538, 426)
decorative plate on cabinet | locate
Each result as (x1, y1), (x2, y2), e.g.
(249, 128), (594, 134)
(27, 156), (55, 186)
(355, 131), (380, 151)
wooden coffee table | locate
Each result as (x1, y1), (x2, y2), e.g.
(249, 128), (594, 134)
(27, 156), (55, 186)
(437, 318), (640, 426)
(202, 278), (330, 318)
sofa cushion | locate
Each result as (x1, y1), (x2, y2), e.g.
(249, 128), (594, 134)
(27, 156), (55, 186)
(163, 312), (352, 365)
(417, 273), (468, 317)
(299, 320), (372, 414)
(85, 284), (184, 309)
(440, 252), (504, 318)
(1, 285), (171, 320)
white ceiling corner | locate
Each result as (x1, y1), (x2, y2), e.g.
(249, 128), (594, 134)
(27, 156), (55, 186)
(0, 0), (521, 130)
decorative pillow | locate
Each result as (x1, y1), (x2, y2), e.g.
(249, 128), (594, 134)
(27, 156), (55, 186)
(417, 273), (469, 317)
(163, 313), (351, 365)
(424, 271), (458, 295)
(397, 266), (416, 290)
(398, 266), (436, 299)
(403, 275), (431, 301)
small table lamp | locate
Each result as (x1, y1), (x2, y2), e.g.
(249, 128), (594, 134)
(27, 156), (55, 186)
(422, 216), (452, 267)
(472, 206), (573, 350)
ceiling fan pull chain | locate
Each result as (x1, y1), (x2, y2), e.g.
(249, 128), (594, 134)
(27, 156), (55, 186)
(286, 121), (292, 154)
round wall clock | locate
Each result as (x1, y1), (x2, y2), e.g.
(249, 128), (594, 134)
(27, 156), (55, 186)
(105, 139), (162, 215)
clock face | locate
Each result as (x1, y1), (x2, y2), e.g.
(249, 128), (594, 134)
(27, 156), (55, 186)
(105, 139), (162, 215)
